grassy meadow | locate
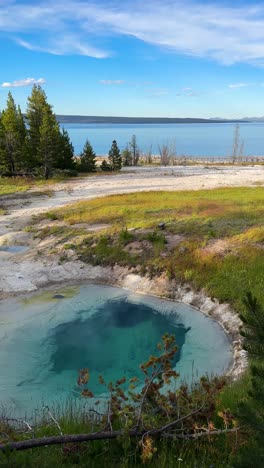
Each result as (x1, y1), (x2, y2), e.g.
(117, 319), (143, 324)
(37, 186), (264, 312)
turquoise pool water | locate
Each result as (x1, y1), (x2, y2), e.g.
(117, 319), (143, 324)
(0, 284), (232, 416)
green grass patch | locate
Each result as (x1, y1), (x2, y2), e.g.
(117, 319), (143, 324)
(0, 177), (31, 195)
(36, 187), (264, 312)
(45, 187), (264, 235)
(0, 174), (76, 197)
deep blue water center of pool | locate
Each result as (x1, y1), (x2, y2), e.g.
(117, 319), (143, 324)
(48, 299), (188, 394)
(0, 284), (232, 416)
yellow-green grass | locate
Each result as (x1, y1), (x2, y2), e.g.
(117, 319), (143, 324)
(45, 187), (264, 232)
(37, 187), (264, 312)
(0, 177), (31, 195)
(0, 174), (73, 196)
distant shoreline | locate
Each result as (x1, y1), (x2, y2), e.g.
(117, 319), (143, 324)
(56, 115), (248, 125)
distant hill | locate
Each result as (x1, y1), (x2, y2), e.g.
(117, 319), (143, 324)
(56, 115), (246, 124)
(240, 117), (264, 122)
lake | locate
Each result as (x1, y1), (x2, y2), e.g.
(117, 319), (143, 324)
(63, 122), (264, 158)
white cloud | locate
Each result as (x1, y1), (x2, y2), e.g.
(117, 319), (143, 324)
(100, 80), (125, 85)
(175, 87), (200, 97)
(2, 1), (264, 64)
(228, 83), (252, 88)
(147, 87), (169, 96)
(1, 77), (46, 88)
(16, 36), (109, 58)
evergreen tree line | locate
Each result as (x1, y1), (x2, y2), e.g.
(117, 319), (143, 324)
(0, 86), (76, 179)
(0, 86), (141, 178)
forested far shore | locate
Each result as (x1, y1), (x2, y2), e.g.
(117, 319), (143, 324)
(56, 115), (247, 124)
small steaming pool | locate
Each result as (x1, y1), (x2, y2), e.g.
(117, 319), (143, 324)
(0, 284), (232, 416)
(0, 245), (29, 253)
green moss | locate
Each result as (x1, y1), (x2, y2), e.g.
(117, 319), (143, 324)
(21, 286), (79, 305)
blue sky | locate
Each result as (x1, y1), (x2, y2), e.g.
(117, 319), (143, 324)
(1, 0), (264, 117)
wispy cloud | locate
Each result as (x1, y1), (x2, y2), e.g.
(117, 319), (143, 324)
(228, 83), (253, 88)
(1, 77), (46, 88)
(176, 87), (201, 97)
(146, 87), (169, 97)
(2, 1), (264, 64)
(99, 80), (125, 85)
(16, 36), (109, 58)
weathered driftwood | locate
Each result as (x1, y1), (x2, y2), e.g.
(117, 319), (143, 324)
(0, 426), (239, 452)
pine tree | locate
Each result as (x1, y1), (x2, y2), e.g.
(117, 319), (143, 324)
(122, 146), (132, 166)
(38, 106), (60, 179)
(55, 128), (75, 170)
(108, 140), (122, 171)
(100, 159), (111, 171)
(16, 105), (28, 170)
(0, 92), (25, 174)
(17, 105), (27, 143)
(80, 140), (97, 172)
(233, 293), (264, 467)
(26, 85), (54, 168)
(0, 117), (6, 172)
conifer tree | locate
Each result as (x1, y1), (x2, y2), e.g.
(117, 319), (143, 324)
(80, 140), (97, 172)
(38, 106), (60, 179)
(233, 293), (264, 467)
(55, 128), (75, 170)
(100, 159), (111, 171)
(0, 92), (25, 173)
(108, 140), (122, 170)
(17, 105), (27, 143)
(0, 117), (6, 172)
(122, 146), (132, 166)
(26, 85), (54, 168)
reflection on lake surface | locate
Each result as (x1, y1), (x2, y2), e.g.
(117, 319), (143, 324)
(0, 284), (232, 416)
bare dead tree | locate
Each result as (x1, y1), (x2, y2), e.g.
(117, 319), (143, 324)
(158, 141), (176, 166)
(129, 135), (140, 166)
(0, 416), (239, 452)
(231, 124), (240, 163)
(238, 140), (244, 161)
(146, 144), (153, 165)
(158, 144), (170, 166)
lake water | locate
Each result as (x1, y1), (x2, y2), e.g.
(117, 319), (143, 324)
(0, 284), (232, 417)
(63, 122), (264, 158)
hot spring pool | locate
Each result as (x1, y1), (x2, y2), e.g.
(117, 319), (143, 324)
(0, 284), (232, 416)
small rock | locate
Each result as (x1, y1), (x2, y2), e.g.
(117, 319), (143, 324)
(158, 223), (166, 230)
(52, 294), (65, 299)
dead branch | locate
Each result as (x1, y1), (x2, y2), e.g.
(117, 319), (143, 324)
(0, 423), (240, 453)
(162, 427), (240, 439)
